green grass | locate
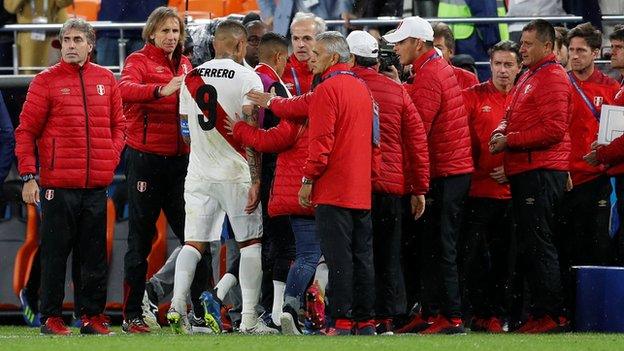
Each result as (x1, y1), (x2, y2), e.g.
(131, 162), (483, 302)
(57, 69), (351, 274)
(1, 326), (624, 351)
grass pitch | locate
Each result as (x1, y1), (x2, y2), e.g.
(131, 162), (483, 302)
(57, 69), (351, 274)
(1, 326), (624, 351)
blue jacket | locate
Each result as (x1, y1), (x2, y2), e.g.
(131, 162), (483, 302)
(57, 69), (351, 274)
(0, 90), (14, 183)
(258, 0), (352, 36)
(97, 0), (167, 39)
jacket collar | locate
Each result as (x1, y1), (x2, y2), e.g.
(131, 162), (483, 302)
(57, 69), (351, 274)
(411, 49), (439, 75)
(143, 43), (181, 71)
(568, 66), (603, 84)
(528, 53), (557, 72)
(351, 65), (377, 77)
(255, 63), (281, 82)
(487, 79), (509, 98)
(288, 54), (312, 73)
(320, 63), (352, 80)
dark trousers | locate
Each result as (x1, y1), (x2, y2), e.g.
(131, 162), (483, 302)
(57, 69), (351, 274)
(260, 215), (295, 313)
(419, 174), (471, 319)
(372, 193), (406, 318)
(613, 176), (624, 265)
(509, 169), (566, 318)
(40, 187), (108, 320)
(460, 197), (513, 319)
(317, 205), (375, 321)
(123, 147), (207, 319)
(557, 176), (613, 317)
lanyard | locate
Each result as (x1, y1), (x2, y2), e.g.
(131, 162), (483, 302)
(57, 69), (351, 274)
(407, 53), (440, 83)
(290, 67), (302, 96)
(505, 61), (558, 120)
(321, 70), (381, 147)
(567, 71), (600, 122)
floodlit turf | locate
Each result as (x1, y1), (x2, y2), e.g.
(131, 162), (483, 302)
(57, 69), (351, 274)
(1, 326), (624, 351)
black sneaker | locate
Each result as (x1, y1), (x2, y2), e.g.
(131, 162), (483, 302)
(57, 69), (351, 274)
(189, 312), (213, 334)
(122, 317), (150, 334)
(280, 305), (302, 335)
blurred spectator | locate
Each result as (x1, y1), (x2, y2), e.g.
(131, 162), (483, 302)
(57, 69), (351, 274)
(352, 0), (404, 40)
(507, 0), (567, 44)
(412, 0), (438, 17)
(245, 20), (268, 67)
(0, 91), (13, 184)
(554, 26), (570, 68)
(437, 0), (508, 81)
(258, 0), (353, 36)
(599, 0), (624, 49)
(242, 12), (261, 25)
(4, 0), (72, 74)
(96, 0), (167, 68)
(0, 6), (16, 70)
(432, 22), (479, 87)
(563, 0), (602, 31)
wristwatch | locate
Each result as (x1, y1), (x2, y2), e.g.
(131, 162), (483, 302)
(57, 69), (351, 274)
(21, 173), (35, 182)
(301, 176), (313, 185)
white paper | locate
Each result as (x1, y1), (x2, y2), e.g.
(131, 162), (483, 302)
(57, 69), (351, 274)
(598, 104), (624, 145)
(31, 16), (47, 42)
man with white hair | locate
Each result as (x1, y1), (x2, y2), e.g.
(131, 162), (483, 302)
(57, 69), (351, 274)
(281, 12), (326, 96)
(384, 16), (473, 334)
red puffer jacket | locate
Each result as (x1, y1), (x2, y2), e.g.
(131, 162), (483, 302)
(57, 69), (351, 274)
(463, 81), (510, 199)
(15, 59), (125, 188)
(352, 66), (429, 195)
(282, 54), (313, 96)
(453, 66), (479, 89)
(598, 86), (624, 175)
(567, 69), (618, 186)
(492, 54), (572, 176)
(404, 49), (474, 179)
(119, 44), (191, 156)
(233, 119), (313, 217)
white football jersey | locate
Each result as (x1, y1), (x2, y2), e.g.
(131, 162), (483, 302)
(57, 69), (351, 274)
(180, 58), (263, 182)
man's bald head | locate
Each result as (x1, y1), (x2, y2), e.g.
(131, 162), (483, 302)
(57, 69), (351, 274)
(214, 20), (248, 60)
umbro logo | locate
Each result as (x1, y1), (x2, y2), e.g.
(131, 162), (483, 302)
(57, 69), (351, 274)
(524, 84), (532, 94)
(481, 105), (492, 113)
(60, 88), (70, 95)
(155, 66), (165, 73)
(525, 197), (535, 205)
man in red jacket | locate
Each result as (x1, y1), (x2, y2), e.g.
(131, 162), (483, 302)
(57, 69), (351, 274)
(461, 40), (521, 333)
(558, 23), (619, 313)
(585, 25), (624, 264)
(384, 16), (473, 334)
(281, 12), (325, 96)
(489, 19), (572, 333)
(346, 30), (430, 334)
(118, 7), (204, 334)
(432, 22), (479, 89)
(15, 18), (125, 335)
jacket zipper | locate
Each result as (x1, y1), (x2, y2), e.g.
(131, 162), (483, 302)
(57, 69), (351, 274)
(50, 138), (56, 170)
(79, 68), (91, 187)
(143, 113), (148, 144)
(528, 150), (532, 164)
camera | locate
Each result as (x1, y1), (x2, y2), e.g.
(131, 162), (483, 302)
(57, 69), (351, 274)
(379, 48), (401, 73)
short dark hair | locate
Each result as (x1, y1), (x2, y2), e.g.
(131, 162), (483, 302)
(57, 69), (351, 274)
(610, 24), (624, 42)
(259, 32), (288, 56)
(432, 22), (455, 53)
(523, 19), (556, 47)
(554, 26), (569, 49)
(489, 40), (522, 65)
(215, 19), (248, 39)
(354, 55), (378, 67)
(567, 22), (602, 51)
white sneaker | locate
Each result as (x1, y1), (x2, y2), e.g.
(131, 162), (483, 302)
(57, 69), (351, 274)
(167, 308), (192, 335)
(240, 317), (280, 335)
(141, 290), (161, 329)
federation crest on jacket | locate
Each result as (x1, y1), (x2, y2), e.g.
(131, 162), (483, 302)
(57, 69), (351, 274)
(96, 84), (105, 96)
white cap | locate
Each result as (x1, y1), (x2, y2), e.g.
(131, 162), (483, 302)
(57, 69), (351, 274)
(346, 30), (379, 58)
(382, 16), (434, 43)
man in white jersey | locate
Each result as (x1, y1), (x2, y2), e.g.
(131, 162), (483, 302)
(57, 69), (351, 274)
(167, 20), (272, 335)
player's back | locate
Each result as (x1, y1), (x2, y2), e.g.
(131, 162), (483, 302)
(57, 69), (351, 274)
(180, 58), (263, 183)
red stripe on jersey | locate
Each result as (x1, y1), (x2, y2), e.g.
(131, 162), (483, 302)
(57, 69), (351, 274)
(185, 72), (247, 158)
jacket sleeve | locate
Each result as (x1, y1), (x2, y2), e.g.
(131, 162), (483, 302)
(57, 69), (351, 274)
(401, 88), (430, 195)
(3, 0), (27, 14)
(463, 88), (481, 165)
(303, 84), (335, 180)
(406, 70), (442, 135)
(118, 54), (162, 103)
(233, 119), (300, 154)
(270, 92), (313, 121)
(597, 136), (624, 165)
(110, 78), (126, 159)
(506, 77), (571, 149)
(14, 74), (50, 175)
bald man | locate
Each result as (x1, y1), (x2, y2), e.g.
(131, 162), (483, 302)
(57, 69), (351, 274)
(245, 20), (268, 67)
(168, 20), (276, 335)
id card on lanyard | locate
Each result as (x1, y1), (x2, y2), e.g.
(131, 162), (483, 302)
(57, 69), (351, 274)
(31, 0), (49, 42)
(322, 70), (380, 147)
